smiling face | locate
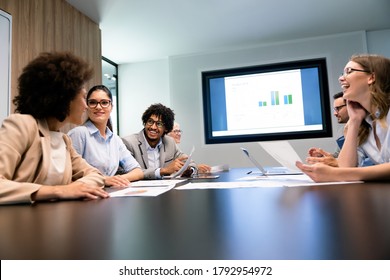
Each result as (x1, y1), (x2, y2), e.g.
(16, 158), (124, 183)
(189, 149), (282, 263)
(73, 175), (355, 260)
(143, 114), (166, 147)
(86, 89), (112, 127)
(333, 97), (349, 124)
(167, 123), (181, 144)
(339, 61), (375, 109)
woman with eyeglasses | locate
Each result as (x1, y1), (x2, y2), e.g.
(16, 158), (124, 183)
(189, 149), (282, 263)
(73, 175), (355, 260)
(296, 54), (390, 182)
(68, 85), (143, 187)
(0, 52), (109, 205)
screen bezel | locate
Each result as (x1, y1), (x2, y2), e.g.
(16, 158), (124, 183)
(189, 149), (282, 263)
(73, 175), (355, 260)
(201, 58), (332, 144)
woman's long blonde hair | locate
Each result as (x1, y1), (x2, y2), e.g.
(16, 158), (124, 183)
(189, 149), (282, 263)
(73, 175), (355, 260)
(350, 54), (390, 145)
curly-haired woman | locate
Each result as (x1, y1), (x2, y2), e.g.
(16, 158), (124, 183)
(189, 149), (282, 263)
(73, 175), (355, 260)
(0, 52), (108, 204)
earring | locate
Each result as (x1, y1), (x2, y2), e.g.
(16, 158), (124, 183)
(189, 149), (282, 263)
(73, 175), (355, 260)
(375, 109), (380, 119)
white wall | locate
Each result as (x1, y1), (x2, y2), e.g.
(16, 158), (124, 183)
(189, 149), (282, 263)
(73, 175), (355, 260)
(367, 29), (390, 57)
(118, 30), (388, 168)
(119, 59), (170, 135)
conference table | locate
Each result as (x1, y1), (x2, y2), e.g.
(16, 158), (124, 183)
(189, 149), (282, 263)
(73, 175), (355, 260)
(1, 168), (390, 260)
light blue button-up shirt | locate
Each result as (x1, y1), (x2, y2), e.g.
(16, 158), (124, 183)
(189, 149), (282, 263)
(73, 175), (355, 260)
(142, 132), (163, 178)
(68, 120), (140, 176)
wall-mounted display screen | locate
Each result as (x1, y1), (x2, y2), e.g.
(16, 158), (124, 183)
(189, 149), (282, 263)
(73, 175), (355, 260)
(202, 58), (332, 144)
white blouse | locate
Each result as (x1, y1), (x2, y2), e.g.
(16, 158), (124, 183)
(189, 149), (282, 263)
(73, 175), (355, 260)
(358, 111), (390, 166)
(42, 131), (66, 185)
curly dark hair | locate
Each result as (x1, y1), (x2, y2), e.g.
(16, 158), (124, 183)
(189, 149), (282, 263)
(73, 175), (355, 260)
(141, 103), (175, 134)
(333, 91), (344, 100)
(13, 51), (93, 122)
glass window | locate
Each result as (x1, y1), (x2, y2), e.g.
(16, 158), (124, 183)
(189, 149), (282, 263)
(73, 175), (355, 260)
(102, 57), (119, 134)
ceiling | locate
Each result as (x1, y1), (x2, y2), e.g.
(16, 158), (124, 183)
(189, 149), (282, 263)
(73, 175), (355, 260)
(66, 0), (390, 64)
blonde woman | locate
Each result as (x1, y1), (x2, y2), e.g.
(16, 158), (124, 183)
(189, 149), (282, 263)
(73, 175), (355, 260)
(297, 54), (390, 182)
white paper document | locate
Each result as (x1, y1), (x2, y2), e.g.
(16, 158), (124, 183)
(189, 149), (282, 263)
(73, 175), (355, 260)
(163, 146), (195, 179)
(258, 141), (302, 171)
(175, 175), (363, 190)
(109, 180), (184, 197)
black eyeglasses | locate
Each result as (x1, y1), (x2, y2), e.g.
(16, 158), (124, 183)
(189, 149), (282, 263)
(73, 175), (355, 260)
(87, 99), (111, 108)
(333, 104), (346, 112)
(146, 119), (164, 128)
(341, 67), (370, 77)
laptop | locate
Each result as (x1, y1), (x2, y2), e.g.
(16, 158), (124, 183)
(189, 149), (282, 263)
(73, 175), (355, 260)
(241, 147), (302, 176)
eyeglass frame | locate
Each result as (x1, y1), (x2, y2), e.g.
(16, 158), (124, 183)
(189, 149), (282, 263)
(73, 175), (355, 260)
(341, 67), (370, 78)
(87, 99), (112, 109)
(333, 104), (346, 112)
(171, 129), (182, 134)
(145, 118), (165, 128)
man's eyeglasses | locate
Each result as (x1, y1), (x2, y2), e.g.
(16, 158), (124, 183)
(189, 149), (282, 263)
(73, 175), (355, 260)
(333, 104), (346, 112)
(172, 129), (182, 134)
(87, 99), (111, 108)
(341, 67), (370, 77)
(146, 119), (164, 128)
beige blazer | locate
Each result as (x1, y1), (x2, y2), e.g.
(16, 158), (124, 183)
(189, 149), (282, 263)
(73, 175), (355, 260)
(0, 114), (104, 205)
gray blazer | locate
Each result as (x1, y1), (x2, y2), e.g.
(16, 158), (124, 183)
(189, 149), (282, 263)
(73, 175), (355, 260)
(122, 129), (195, 179)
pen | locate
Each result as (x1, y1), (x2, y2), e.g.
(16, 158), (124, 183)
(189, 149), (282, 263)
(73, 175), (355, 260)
(247, 171), (252, 175)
